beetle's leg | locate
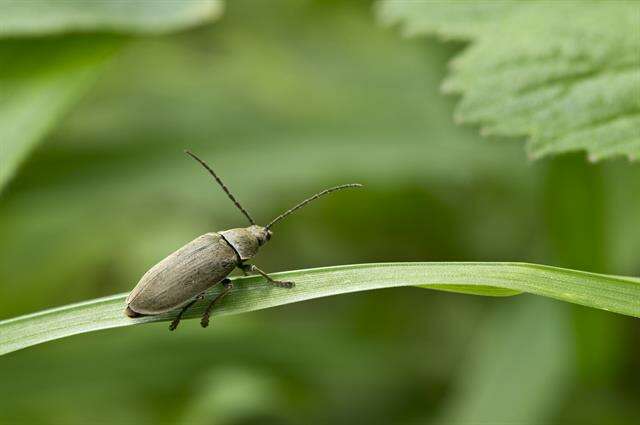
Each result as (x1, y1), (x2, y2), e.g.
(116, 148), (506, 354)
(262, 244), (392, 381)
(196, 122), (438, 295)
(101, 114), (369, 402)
(200, 279), (234, 328)
(239, 264), (295, 288)
(169, 292), (205, 331)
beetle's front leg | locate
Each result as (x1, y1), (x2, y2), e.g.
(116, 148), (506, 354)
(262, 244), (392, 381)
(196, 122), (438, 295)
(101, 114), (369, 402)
(239, 264), (295, 288)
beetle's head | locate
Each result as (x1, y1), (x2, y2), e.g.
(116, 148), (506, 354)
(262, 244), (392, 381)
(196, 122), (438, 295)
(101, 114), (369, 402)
(247, 225), (272, 246)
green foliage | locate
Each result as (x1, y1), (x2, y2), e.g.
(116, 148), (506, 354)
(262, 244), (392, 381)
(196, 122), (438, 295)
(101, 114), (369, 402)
(1, 1), (639, 423)
(2, 262), (639, 355)
(0, 0), (223, 36)
(377, 0), (640, 161)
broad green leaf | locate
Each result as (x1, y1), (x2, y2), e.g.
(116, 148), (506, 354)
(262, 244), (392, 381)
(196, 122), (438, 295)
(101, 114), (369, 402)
(1, 262), (638, 355)
(0, 0), (223, 36)
(377, 0), (640, 162)
(0, 36), (123, 192)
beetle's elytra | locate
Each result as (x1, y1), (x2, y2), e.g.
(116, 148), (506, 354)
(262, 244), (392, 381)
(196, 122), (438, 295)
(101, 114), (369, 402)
(124, 150), (362, 330)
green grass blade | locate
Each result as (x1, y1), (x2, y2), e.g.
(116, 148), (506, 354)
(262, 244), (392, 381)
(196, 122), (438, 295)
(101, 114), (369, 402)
(1, 262), (639, 355)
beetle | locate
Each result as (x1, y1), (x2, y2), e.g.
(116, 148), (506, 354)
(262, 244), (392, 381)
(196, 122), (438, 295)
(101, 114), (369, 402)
(124, 150), (362, 330)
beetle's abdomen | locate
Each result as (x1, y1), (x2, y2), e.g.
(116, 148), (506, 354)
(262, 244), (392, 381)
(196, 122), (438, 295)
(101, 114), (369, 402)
(126, 233), (237, 315)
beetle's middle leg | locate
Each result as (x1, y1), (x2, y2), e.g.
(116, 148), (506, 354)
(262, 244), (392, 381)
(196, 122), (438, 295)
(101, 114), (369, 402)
(169, 292), (206, 331)
(239, 264), (295, 288)
(200, 279), (234, 328)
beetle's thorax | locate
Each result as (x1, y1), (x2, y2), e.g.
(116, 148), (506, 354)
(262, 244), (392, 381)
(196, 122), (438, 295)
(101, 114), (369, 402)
(219, 225), (271, 261)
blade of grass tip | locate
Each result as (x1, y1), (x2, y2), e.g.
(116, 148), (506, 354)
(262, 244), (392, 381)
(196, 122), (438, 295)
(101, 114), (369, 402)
(0, 262), (639, 355)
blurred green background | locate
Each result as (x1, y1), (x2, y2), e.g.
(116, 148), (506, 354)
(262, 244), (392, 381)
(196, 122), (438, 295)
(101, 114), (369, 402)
(1, 1), (639, 424)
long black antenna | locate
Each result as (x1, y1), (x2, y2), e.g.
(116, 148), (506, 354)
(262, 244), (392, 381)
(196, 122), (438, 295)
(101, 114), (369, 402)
(185, 150), (256, 225)
(266, 183), (362, 229)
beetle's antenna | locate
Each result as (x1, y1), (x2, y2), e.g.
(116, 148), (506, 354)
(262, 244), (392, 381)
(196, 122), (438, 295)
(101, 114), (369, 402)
(266, 183), (362, 229)
(185, 150), (256, 225)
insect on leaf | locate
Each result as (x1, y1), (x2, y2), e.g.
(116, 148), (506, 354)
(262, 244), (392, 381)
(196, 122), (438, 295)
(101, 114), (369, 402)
(1, 262), (639, 355)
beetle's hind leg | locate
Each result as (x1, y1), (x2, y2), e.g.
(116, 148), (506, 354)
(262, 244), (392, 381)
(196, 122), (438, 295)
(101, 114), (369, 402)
(239, 264), (295, 288)
(200, 279), (233, 328)
(169, 292), (206, 331)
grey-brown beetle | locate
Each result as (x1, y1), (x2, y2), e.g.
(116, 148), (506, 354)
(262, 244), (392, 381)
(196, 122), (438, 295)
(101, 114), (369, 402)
(124, 150), (361, 330)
